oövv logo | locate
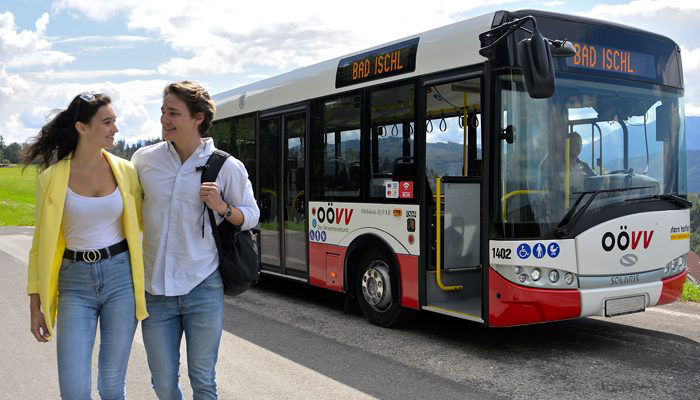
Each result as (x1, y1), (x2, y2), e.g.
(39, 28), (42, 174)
(601, 225), (653, 252)
(317, 204), (354, 225)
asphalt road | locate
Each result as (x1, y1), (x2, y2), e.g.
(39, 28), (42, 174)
(1, 227), (699, 399)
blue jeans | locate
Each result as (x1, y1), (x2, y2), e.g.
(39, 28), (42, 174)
(56, 250), (138, 400)
(142, 270), (224, 400)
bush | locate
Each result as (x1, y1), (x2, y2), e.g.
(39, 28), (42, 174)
(682, 281), (700, 302)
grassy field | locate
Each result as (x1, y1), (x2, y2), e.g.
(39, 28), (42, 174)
(0, 165), (37, 226)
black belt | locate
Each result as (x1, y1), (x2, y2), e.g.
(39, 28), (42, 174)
(63, 239), (129, 263)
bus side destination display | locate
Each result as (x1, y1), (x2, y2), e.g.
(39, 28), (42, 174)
(336, 38), (419, 88)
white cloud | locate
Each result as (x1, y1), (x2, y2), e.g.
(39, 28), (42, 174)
(58, 0), (518, 77)
(22, 68), (157, 80)
(0, 11), (74, 68)
(52, 35), (151, 44)
(51, 0), (140, 22)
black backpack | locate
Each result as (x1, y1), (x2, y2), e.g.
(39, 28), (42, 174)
(200, 150), (260, 296)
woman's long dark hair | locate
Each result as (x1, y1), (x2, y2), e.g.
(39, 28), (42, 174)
(22, 93), (111, 171)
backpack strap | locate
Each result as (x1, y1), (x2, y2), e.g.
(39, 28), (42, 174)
(200, 149), (230, 183)
(200, 150), (231, 249)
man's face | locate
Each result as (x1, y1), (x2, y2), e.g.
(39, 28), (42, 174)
(160, 93), (202, 142)
(570, 136), (582, 158)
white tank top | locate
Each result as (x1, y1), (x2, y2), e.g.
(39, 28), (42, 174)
(61, 187), (125, 251)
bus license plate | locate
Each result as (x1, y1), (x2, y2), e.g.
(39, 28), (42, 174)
(605, 295), (646, 317)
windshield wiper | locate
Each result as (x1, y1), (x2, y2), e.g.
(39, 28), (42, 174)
(625, 193), (692, 208)
(555, 186), (654, 238)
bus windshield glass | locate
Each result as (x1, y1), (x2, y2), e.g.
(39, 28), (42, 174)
(496, 73), (686, 238)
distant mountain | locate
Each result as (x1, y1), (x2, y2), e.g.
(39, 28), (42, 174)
(688, 117), (699, 193)
(688, 150), (700, 193)
(298, 116), (700, 193)
(686, 116), (700, 150)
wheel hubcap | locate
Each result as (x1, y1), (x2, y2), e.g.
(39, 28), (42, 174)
(361, 261), (392, 312)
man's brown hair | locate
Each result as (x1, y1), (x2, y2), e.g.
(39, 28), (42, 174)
(163, 81), (216, 136)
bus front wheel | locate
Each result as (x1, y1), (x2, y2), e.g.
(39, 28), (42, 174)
(355, 250), (407, 327)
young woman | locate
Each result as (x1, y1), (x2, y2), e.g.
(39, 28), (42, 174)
(24, 92), (148, 399)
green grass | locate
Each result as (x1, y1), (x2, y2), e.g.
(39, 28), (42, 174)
(0, 165), (37, 226)
(682, 281), (700, 303)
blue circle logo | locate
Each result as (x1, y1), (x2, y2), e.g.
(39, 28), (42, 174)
(517, 243), (531, 259)
(532, 243), (546, 259)
(312, 219), (317, 228)
(321, 231), (327, 242)
(547, 243), (560, 258)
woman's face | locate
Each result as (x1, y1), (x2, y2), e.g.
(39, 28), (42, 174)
(79, 104), (119, 149)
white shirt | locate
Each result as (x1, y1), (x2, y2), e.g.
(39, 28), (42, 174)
(132, 138), (260, 296)
(61, 187), (125, 251)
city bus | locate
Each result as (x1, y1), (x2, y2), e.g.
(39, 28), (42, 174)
(209, 9), (691, 327)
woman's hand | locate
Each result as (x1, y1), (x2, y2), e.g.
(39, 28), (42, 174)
(200, 182), (227, 215)
(30, 294), (49, 342)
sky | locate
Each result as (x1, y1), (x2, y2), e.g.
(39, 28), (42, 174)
(1, 0), (699, 144)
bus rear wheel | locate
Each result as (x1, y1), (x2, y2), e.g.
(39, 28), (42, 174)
(355, 250), (408, 327)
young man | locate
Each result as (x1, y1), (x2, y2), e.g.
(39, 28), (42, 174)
(132, 81), (259, 399)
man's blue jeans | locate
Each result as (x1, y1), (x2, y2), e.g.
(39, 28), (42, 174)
(56, 250), (138, 400)
(142, 270), (224, 400)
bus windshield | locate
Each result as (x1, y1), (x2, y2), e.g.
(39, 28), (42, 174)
(496, 73), (686, 238)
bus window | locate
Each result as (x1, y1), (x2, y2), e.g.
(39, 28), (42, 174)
(370, 83), (415, 198)
(496, 73), (684, 238)
(231, 114), (256, 191)
(259, 117), (281, 265)
(425, 77), (481, 191)
(209, 117), (233, 153)
(310, 94), (361, 199)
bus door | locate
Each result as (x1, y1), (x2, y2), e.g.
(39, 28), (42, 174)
(258, 110), (308, 277)
(283, 112), (307, 275)
(423, 75), (484, 322)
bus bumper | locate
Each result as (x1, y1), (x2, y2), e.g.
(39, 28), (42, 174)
(657, 269), (688, 306)
(489, 267), (688, 326)
(488, 268), (581, 327)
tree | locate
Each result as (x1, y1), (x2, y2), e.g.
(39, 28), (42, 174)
(691, 195), (700, 254)
(0, 134), (5, 160)
(3, 142), (22, 164)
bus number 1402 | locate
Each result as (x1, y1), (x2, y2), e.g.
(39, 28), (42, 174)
(492, 248), (511, 260)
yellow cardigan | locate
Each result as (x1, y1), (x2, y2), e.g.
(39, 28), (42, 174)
(27, 150), (148, 340)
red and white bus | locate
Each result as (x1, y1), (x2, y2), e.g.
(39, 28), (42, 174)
(209, 9), (690, 327)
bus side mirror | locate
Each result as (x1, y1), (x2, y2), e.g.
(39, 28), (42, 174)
(517, 30), (555, 99)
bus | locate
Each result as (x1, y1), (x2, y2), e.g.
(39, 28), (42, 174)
(209, 9), (690, 327)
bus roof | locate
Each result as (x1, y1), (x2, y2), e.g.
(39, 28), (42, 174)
(212, 12), (495, 119)
(212, 9), (682, 120)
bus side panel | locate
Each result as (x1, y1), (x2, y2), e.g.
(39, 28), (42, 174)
(397, 254), (420, 309)
(308, 242), (347, 292)
(488, 267), (581, 326)
(657, 269), (688, 306)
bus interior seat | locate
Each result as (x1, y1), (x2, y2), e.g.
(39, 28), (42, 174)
(392, 156), (416, 181)
(348, 161), (361, 190)
(324, 158), (349, 189)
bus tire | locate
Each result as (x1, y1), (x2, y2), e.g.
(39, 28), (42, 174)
(355, 249), (410, 327)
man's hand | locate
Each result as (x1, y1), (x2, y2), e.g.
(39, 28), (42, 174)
(200, 182), (227, 215)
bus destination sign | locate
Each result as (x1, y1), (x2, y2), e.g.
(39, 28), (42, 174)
(336, 38), (419, 88)
(566, 42), (656, 79)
